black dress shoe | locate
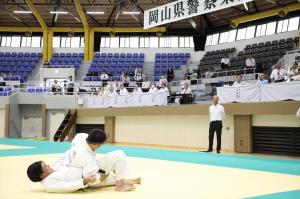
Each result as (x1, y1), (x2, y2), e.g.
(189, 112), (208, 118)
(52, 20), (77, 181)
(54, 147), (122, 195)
(217, 151), (220, 154)
(202, 150), (212, 152)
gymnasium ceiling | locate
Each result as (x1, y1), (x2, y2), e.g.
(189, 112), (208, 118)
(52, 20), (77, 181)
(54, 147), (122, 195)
(0, 0), (299, 33)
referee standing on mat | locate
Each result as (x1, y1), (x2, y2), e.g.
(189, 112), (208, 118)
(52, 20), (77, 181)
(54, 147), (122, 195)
(204, 95), (225, 153)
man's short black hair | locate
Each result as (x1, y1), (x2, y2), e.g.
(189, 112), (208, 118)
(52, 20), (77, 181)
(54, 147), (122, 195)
(86, 129), (107, 144)
(27, 161), (43, 182)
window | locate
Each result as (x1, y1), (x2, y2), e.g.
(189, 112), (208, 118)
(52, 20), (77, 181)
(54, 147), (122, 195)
(277, 19), (289, 33)
(179, 36), (193, 48)
(237, 28), (246, 40)
(110, 37), (119, 48)
(61, 37), (66, 47)
(21, 36), (32, 47)
(31, 36), (41, 47)
(205, 35), (213, 46)
(245, 26), (255, 39)
(210, 34), (218, 45)
(149, 36), (158, 48)
(71, 37), (80, 48)
(80, 37), (84, 47)
(266, 22), (276, 35)
(120, 37), (129, 48)
(219, 31), (229, 44)
(171, 36), (179, 48)
(11, 36), (21, 47)
(1, 36), (7, 47)
(228, 30), (237, 42)
(130, 37), (139, 48)
(288, 17), (300, 31)
(53, 36), (60, 47)
(65, 37), (71, 48)
(140, 36), (150, 48)
(100, 37), (110, 48)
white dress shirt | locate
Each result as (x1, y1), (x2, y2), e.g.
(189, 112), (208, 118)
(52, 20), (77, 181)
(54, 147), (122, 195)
(0, 76), (4, 82)
(245, 58), (256, 67)
(270, 68), (287, 81)
(132, 87), (142, 94)
(221, 58), (230, 65)
(159, 87), (169, 96)
(209, 104), (225, 122)
(148, 87), (157, 93)
(159, 78), (167, 87)
(119, 88), (129, 95)
(181, 87), (191, 94)
(100, 74), (108, 81)
(142, 81), (151, 89)
(232, 81), (246, 86)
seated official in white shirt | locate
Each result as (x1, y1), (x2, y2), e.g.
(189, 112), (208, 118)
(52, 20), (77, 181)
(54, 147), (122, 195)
(119, 84), (129, 95)
(270, 63), (287, 83)
(181, 82), (191, 94)
(287, 62), (299, 82)
(221, 54), (230, 69)
(141, 76), (151, 92)
(232, 75), (246, 86)
(204, 95), (225, 153)
(256, 73), (269, 85)
(159, 76), (167, 88)
(245, 54), (256, 68)
(98, 87), (104, 96)
(148, 82), (158, 93)
(132, 84), (142, 94)
(180, 78), (191, 89)
(104, 85), (117, 96)
(100, 72), (109, 87)
(158, 82), (169, 96)
(120, 72), (130, 87)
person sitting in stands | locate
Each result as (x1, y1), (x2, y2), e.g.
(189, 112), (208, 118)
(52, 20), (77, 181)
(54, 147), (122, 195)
(190, 70), (198, 85)
(141, 76), (151, 92)
(104, 85), (117, 96)
(159, 75), (167, 88)
(205, 68), (214, 78)
(132, 84), (142, 94)
(245, 54), (256, 68)
(148, 82), (158, 94)
(119, 84), (129, 95)
(100, 72), (109, 87)
(287, 62), (299, 80)
(256, 73), (269, 85)
(270, 63), (287, 83)
(0, 72), (6, 86)
(291, 68), (300, 81)
(51, 80), (62, 95)
(112, 81), (120, 91)
(120, 72), (130, 88)
(181, 82), (192, 94)
(158, 81), (169, 96)
(232, 75), (246, 86)
(134, 67), (144, 87)
(221, 54), (230, 69)
(180, 75), (191, 89)
(66, 76), (74, 95)
(98, 86), (104, 96)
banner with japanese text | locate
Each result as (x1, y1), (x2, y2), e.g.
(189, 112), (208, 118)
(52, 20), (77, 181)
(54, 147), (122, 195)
(144, 0), (254, 29)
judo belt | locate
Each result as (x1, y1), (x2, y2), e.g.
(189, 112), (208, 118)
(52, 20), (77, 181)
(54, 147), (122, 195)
(98, 169), (106, 174)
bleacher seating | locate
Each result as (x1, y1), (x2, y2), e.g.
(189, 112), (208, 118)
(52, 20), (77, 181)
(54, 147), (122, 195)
(84, 52), (145, 81)
(0, 52), (42, 82)
(49, 53), (83, 69)
(154, 53), (190, 81)
(198, 48), (235, 75)
(198, 37), (299, 77)
(0, 86), (13, 96)
(27, 87), (49, 93)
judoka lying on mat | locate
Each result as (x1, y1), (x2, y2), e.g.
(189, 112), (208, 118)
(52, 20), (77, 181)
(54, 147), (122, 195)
(26, 129), (141, 193)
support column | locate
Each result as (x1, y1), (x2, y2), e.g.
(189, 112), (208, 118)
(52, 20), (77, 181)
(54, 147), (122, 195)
(234, 115), (252, 153)
(89, 29), (95, 61)
(42, 30), (48, 62)
(105, 116), (115, 143)
(84, 29), (90, 61)
(47, 30), (53, 61)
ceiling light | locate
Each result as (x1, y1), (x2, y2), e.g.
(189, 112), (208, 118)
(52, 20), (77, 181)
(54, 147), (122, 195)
(243, 2), (248, 11)
(86, 11), (105, 15)
(13, 10), (32, 14)
(122, 11), (140, 15)
(50, 11), (68, 14)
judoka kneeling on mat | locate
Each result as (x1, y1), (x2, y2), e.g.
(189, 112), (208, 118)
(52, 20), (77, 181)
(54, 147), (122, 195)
(26, 129), (141, 193)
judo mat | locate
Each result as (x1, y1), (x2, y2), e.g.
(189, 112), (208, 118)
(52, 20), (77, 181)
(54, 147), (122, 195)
(0, 138), (300, 199)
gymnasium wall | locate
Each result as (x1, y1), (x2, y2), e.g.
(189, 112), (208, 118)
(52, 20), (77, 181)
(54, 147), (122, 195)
(0, 108), (5, 137)
(252, 114), (300, 127)
(0, 47), (42, 52)
(76, 115), (105, 124)
(46, 109), (65, 141)
(20, 105), (42, 138)
(115, 115), (235, 150)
